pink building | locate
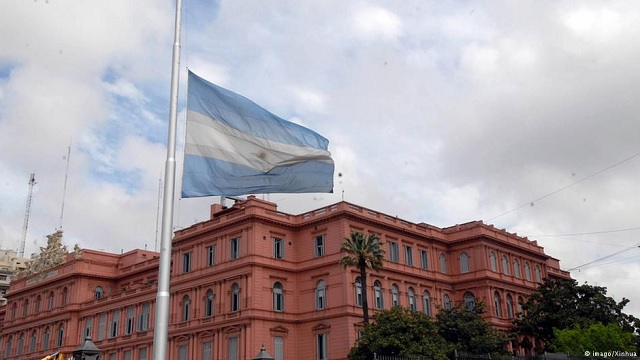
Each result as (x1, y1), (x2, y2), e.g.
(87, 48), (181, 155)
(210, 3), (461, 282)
(0, 197), (570, 359)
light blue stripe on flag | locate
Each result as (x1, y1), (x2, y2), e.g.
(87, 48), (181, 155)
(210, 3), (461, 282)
(182, 71), (335, 197)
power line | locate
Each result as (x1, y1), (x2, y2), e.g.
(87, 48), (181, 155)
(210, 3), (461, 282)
(487, 150), (640, 221)
(566, 243), (640, 272)
(531, 226), (640, 237)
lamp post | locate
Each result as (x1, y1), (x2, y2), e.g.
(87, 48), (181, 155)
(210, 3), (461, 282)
(253, 345), (275, 360)
(71, 336), (101, 360)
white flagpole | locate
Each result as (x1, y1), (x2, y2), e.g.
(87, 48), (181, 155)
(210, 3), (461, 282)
(153, 0), (183, 357)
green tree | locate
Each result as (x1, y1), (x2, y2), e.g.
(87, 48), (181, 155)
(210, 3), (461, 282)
(340, 231), (385, 325)
(514, 278), (639, 351)
(436, 302), (510, 356)
(551, 323), (636, 353)
(348, 306), (448, 360)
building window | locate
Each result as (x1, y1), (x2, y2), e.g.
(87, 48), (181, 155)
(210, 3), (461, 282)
(230, 238), (240, 260)
(273, 237), (284, 259)
(110, 310), (120, 338)
(388, 242), (399, 262)
(124, 350), (132, 360)
(502, 255), (510, 275)
(404, 246), (413, 266)
(182, 295), (191, 321)
(48, 291), (55, 310)
(506, 294), (514, 319)
(206, 245), (215, 266)
(5, 336), (11, 358)
(422, 291), (431, 316)
(314, 235), (325, 257)
(374, 281), (384, 309)
(205, 289), (214, 317)
(489, 251), (497, 272)
(23, 299), (29, 317)
(439, 253), (447, 274)
(10, 302), (16, 320)
(443, 294), (452, 310)
(95, 286), (103, 300)
(97, 313), (106, 340)
(62, 287), (68, 306)
(517, 296), (524, 318)
(182, 252), (191, 273)
(464, 292), (476, 311)
(56, 325), (64, 347)
(420, 250), (428, 270)
(315, 280), (326, 310)
(354, 277), (363, 307)
(273, 282), (284, 312)
(407, 287), (416, 311)
(494, 292), (502, 317)
(316, 334), (328, 360)
(43, 327), (51, 350)
(179, 344), (188, 360)
(203, 341), (212, 360)
(513, 259), (521, 278)
(109, 353), (116, 360)
(17, 333), (23, 355)
(138, 302), (150, 331)
(35, 295), (41, 313)
(391, 284), (399, 307)
(139, 347), (148, 360)
(274, 336), (284, 360)
(460, 252), (470, 273)
(30, 330), (37, 352)
(125, 306), (135, 334)
(231, 283), (240, 312)
(535, 265), (542, 282)
(524, 262), (532, 281)
(84, 316), (93, 338)
(228, 336), (238, 360)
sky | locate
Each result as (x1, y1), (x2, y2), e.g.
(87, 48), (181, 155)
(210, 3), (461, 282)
(1, 0), (640, 317)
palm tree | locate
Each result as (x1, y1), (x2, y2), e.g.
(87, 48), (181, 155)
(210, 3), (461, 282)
(340, 231), (385, 325)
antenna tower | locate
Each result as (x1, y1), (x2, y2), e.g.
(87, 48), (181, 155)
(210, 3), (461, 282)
(20, 173), (37, 258)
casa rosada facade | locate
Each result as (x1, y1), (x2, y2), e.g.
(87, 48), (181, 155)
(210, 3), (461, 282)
(0, 196), (570, 360)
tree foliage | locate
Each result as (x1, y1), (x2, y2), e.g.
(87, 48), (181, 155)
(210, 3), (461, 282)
(436, 302), (510, 356)
(348, 307), (448, 360)
(551, 323), (636, 353)
(514, 278), (639, 351)
(340, 231), (385, 325)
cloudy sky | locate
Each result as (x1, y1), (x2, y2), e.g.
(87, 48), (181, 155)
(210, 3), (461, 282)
(2, 1), (640, 316)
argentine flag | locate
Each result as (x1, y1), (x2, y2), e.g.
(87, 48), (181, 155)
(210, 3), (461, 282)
(181, 71), (335, 198)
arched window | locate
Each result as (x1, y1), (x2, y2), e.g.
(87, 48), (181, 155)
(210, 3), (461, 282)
(494, 292), (502, 317)
(56, 324), (64, 347)
(489, 251), (497, 272)
(501, 255), (510, 275)
(17, 333), (24, 355)
(513, 259), (521, 278)
(5, 336), (12, 358)
(534, 265), (542, 283)
(524, 262), (532, 281)
(42, 327), (50, 350)
(273, 282), (284, 312)
(354, 277), (363, 307)
(506, 294), (514, 319)
(464, 292), (476, 311)
(29, 330), (37, 352)
(439, 253), (447, 274)
(460, 252), (470, 273)
(391, 284), (399, 307)
(35, 295), (42, 313)
(374, 281), (384, 309)
(231, 283), (240, 312)
(443, 294), (452, 310)
(94, 286), (103, 300)
(407, 287), (416, 311)
(422, 291), (431, 316)
(315, 280), (326, 310)
(62, 287), (68, 306)
(182, 295), (191, 321)
(23, 299), (29, 317)
(517, 296), (524, 318)
(48, 291), (55, 310)
(204, 289), (214, 317)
